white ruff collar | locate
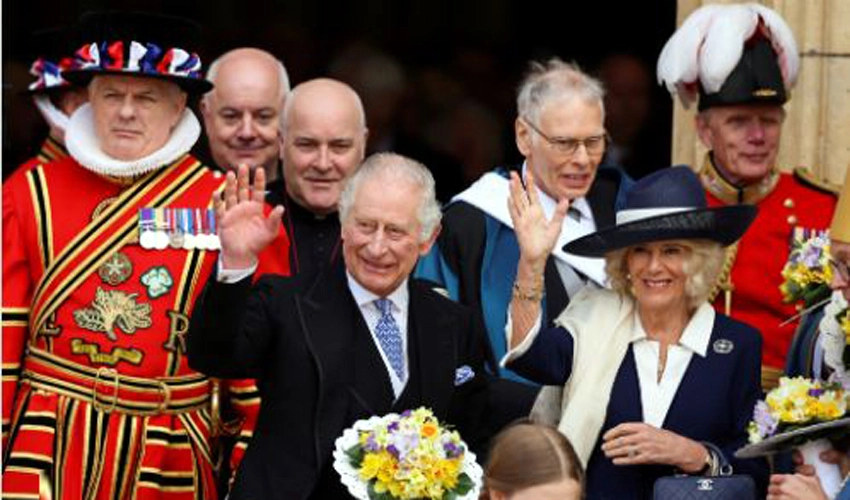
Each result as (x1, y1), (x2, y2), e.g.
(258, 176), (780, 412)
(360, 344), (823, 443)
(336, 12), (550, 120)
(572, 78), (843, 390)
(33, 95), (69, 134)
(66, 103), (200, 178)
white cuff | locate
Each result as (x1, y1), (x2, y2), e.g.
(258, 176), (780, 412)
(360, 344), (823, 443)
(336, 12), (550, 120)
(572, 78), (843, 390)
(500, 312), (542, 367)
(217, 258), (257, 283)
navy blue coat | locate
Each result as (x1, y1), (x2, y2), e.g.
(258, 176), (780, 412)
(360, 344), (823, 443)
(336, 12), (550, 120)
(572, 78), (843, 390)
(508, 312), (769, 500)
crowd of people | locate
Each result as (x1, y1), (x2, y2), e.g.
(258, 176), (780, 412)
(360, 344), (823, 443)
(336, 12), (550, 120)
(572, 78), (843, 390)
(2, 4), (848, 500)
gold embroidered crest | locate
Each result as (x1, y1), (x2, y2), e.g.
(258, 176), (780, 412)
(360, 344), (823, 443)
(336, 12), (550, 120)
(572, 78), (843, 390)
(73, 287), (152, 341)
(70, 338), (144, 365)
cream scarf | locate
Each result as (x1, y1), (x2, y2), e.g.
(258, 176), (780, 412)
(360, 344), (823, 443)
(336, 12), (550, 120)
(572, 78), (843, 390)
(529, 287), (635, 466)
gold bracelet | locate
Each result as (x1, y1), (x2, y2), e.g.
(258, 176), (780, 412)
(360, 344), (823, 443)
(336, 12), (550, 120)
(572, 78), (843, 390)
(512, 282), (543, 302)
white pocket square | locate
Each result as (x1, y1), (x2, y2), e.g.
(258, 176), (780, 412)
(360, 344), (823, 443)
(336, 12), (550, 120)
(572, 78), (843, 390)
(454, 365), (475, 386)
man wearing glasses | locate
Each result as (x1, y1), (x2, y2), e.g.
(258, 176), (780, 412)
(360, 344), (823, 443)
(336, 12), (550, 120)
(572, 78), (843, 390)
(416, 58), (631, 426)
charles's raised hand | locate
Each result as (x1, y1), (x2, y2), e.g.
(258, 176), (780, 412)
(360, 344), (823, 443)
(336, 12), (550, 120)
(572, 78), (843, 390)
(214, 164), (284, 269)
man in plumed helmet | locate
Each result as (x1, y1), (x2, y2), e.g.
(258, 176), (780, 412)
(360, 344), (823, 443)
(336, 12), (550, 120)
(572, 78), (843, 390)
(657, 3), (838, 390)
(18, 26), (88, 170)
(2, 11), (289, 498)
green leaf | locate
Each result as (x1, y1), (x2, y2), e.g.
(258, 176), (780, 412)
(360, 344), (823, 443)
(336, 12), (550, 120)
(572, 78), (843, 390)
(453, 473), (473, 495)
(802, 284), (831, 308)
(367, 481), (396, 500)
(346, 444), (365, 468)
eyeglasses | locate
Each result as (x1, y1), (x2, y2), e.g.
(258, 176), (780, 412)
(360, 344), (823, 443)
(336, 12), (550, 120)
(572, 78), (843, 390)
(829, 258), (850, 282)
(522, 118), (608, 157)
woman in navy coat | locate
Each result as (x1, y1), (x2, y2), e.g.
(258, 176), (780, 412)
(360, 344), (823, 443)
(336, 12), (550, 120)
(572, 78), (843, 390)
(503, 166), (769, 499)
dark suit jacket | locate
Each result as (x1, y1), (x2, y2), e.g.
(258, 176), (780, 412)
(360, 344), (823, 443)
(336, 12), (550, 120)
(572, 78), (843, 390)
(508, 311), (769, 499)
(187, 260), (491, 500)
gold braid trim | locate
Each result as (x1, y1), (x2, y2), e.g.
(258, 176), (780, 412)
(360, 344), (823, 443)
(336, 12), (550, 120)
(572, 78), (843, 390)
(708, 243), (739, 316)
(209, 378), (241, 439)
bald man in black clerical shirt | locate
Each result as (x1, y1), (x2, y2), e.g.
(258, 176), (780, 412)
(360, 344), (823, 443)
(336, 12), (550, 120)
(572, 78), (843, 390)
(266, 78), (368, 280)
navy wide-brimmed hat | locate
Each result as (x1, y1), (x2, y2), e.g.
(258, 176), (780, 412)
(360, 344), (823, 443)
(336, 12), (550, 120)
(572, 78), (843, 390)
(62, 11), (212, 94)
(564, 166), (757, 257)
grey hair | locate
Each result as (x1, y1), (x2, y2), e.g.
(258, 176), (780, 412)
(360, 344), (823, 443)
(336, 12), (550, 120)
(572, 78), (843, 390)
(203, 48), (291, 103)
(605, 239), (726, 309)
(517, 58), (605, 125)
(338, 152), (441, 242)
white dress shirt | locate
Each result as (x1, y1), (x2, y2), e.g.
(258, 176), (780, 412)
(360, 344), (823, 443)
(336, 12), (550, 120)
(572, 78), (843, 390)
(347, 273), (410, 399)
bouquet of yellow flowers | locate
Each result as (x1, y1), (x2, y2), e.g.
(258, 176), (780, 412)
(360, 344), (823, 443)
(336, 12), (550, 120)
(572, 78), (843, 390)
(333, 408), (481, 500)
(744, 376), (846, 446)
(780, 233), (833, 309)
(738, 377), (850, 496)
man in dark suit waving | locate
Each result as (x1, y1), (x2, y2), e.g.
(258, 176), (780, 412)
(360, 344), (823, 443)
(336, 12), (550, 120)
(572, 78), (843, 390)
(187, 152), (492, 499)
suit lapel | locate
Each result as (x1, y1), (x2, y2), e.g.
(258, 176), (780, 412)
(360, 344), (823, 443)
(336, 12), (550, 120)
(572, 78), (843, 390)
(586, 169), (620, 228)
(407, 281), (456, 417)
(543, 257), (569, 322)
(295, 262), (361, 467)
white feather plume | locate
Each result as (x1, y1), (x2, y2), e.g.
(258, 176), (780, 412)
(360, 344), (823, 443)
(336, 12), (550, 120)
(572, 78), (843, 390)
(657, 3), (799, 108)
(750, 4), (800, 88)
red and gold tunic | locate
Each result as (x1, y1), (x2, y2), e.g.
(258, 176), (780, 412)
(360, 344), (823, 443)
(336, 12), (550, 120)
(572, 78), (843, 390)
(700, 156), (836, 388)
(2, 154), (289, 499)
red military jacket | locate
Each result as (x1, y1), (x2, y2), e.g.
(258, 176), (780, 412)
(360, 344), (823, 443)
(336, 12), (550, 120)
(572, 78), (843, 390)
(699, 156), (836, 386)
(1, 154), (289, 444)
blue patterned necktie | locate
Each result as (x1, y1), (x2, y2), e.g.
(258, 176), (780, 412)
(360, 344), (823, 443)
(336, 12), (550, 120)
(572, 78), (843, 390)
(374, 298), (405, 380)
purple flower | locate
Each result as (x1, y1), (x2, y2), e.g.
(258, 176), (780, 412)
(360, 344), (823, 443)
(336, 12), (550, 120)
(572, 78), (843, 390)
(808, 387), (825, 397)
(364, 434), (380, 452)
(443, 441), (463, 458)
(753, 401), (778, 438)
(387, 444), (400, 458)
(801, 245), (825, 268)
(392, 432), (420, 459)
(388, 421), (400, 432)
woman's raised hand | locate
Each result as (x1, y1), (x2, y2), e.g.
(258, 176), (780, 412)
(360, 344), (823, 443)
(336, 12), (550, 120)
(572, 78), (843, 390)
(507, 169), (569, 268)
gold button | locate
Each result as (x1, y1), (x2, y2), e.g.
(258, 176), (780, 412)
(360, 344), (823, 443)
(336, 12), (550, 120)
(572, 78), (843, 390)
(783, 198), (794, 209)
(787, 215), (798, 225)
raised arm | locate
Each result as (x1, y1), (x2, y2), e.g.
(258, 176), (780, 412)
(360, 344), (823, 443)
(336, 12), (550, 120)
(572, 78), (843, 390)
(507, 169), (568, 349)
(216, 164), (284, 270)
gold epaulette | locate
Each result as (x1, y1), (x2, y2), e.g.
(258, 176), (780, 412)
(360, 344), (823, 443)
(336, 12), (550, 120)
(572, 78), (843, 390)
(793, 167), (841, 195)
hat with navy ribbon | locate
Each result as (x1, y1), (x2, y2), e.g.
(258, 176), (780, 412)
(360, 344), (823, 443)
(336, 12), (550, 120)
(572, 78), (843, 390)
(656, 3), (799, 111)
(27, 26), (81, 94)
(563, 166), (757, 257)
(62, 11), (212, 94)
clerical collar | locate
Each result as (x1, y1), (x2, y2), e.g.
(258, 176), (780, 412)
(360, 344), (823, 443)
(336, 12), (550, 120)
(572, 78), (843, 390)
(698, 153), (779, 204)
(284, 191), (338, 222)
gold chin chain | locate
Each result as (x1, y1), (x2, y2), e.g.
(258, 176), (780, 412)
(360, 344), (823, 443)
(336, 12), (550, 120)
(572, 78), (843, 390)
(708, 243), (739, 316)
